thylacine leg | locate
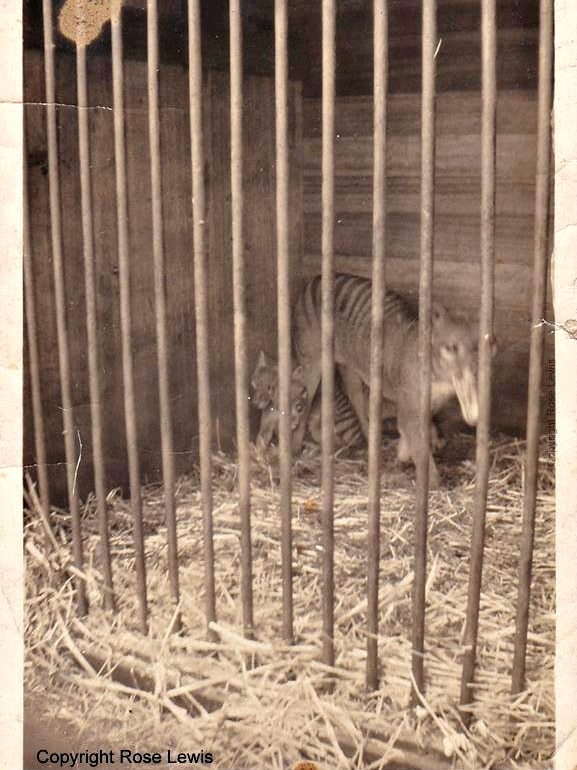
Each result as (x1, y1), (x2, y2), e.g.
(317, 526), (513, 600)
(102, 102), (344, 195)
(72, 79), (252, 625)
(256, 409), (276, 452)
(381, 397), (396, 421)
(397, 399), (440, 489)
(397, 415), (444, 458)
(431, 418), (446, 453)
(291, 365), (321, 456)
(306, 390), (322, 446)
(338, 364), (370, 437)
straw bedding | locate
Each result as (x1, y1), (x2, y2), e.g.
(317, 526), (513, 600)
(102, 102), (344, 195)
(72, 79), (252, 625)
(25, 432), (554, 769)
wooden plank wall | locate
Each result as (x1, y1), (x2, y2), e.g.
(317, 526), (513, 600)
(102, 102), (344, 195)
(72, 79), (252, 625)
(24, 50), (303, 501)
(204, 71), (304, 448)
(289, 0), (539, 96)
(302, 91), (552, 431)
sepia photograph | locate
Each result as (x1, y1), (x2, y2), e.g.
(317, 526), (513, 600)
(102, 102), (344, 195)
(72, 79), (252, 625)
(8, 0), (573, 767)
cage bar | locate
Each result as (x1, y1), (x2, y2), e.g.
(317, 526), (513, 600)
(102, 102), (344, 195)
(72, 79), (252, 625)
(274, 0), (294, 643)
(511, 0), (553, 696)
(366, 0), (389, 692)
(146, 0), (180, 622)
(41, 0), (88, 616)
(459, 0), (497, 716)
(23, 140), (50, 520)
(188, 0), (217, 630)
(111, 9), (148, 633)
(229, 0), (255, 637)
(76, 43), (115, 611)
(411, 0), (437, 702)
(321, 0), (336, 669)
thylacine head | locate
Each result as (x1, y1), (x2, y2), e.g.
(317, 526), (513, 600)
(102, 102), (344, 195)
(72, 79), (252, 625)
(250, 350), (278, 410)
(430, 304), (497, 427)
(251, 351), (309, 446)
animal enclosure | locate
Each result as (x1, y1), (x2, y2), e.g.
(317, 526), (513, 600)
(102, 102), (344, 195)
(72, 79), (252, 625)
(23, 0), (554, 767)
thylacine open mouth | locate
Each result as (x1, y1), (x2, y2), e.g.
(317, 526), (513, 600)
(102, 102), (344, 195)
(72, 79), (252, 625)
(453, 368), (479, 427)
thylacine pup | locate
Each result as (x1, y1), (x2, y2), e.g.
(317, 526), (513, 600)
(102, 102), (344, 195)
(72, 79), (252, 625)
(250, 351), (365, 451)
(250, 351), (309, 451)
(250, 349), (281, 412)
(292, 273), (479, 486)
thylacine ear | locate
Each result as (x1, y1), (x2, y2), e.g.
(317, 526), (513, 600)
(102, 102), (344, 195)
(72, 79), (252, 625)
(251, 351), (265, 381)
(491, 334), (498, 358)
(473, 333), (498, 357)
(292, 365), (305, 383)
(431, 304), (446, 326)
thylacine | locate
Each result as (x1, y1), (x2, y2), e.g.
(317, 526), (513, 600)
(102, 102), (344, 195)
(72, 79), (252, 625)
(292, 273), (480, 486)
(250, 351), (365, 451)
(250, 350), (309, 451)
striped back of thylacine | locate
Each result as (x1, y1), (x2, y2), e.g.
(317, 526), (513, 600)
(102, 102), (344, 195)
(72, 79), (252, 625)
(295, 273), (415, 362)
(307, 374), (365, 450)
(292, 273), (479, 487)
(293, 273), (416, 437)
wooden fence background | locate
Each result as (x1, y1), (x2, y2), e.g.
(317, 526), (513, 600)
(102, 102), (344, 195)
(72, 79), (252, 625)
(24, 51), (303, 500)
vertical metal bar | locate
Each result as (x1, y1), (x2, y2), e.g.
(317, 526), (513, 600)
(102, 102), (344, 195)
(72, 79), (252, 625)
(511, 0), (553, 695)
(459, 0), (497, 716)
(366, 0), (388, 692)
(76, 43), (115, 611)
(275, 0), (294, 643)
(411, 0), (436, 702)
(41, 0), (88, 616)
(321, 0), (336, 668)
(23, 141), (51, 519)
(188, 0), (217, 630)
(229, 0), (254, 637)
(111, 9), (148, 633)
(147, 0), (180, 622)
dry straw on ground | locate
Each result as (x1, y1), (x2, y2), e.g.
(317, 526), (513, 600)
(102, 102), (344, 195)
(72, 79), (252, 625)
(25, 433), (554, 769)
